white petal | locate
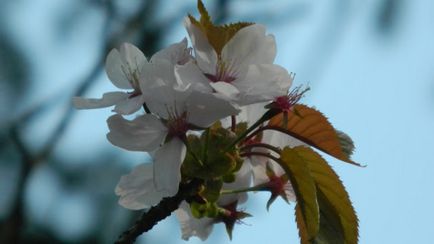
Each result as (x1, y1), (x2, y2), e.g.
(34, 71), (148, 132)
(263, 130), (307, 151)
(141, 59), (177, 89)
(153, 138), (186, 195)
(105, 49), (133, 89)
(220, 162), (252, 206)
(222, 24), (276, 68)
(186, 91), (240, 128)
(72, 92), (129, 109)
(248, 156), (269, 186)
(143, 85), (191, 120)
(237, 103), (268, 126)
(115, 163), (170, 210)
(175, 61), (213, 93)
(175, 201), (214, 241)
(107, 114), (167, 151)
(283, 182), (297, 202)
(119, 43), (148, 71)
(112, 94), (146, 115)
(184, 17), (217, 74)
(209, 81), (240, 101)
(151, 38), (191, 65)
(235, 64), (292, 106)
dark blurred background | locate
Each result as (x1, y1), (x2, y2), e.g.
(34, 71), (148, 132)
(1, 0), (433, 243)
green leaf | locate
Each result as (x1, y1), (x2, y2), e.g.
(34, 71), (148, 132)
(197, 0), (212, 26)
(296, 194), (345, 244)
(294, 146), (359, 244)
(295, 204), (310, 244)
(279, 147), (319, 239)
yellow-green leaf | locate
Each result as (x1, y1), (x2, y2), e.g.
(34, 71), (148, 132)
(296, 194), (346, 244)
(294, 146), (359, 244)
(189, 0), (253, 55)
(269, 104), (361, 166)
(295, 204), (309, 244)
(279, 147), (319, 239)
(197, 0), (212, 26)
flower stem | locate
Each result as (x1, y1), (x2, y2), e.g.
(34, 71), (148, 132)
(231, 115), (236, 132)
(221, 184), (269, 195)
(142, 103), (151, 114)
(243, 125), (307, 146)
(202, 128), (210, 163)
(239, 151), (282, 166)
(240, 143), (281, 155)
(225, 109), (279, 151)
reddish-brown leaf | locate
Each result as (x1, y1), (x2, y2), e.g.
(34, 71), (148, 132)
(269, 104), (361, 166)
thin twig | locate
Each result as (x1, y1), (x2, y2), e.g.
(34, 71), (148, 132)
(240, 142), (282, 155)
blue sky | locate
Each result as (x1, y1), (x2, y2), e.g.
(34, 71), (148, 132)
(2, 0), (434, 243)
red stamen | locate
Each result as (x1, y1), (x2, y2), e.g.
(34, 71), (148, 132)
(204, 61), (237, 83)
(167, 112), (189, 138)
(271, 86), (310, 112)
(128, 89), (142, 99)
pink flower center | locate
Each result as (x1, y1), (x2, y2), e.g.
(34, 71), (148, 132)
(128, 89), (142, 99)
(166, 112), (189, 139)
(272, 85), (310, 112)
(267, 175), (286, 195)
(220, 202), (242, 223)
(274, 96), (292, 112)
(205, 61), (237, 83)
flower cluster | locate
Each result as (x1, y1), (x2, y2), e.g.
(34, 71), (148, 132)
(74, 1), (359, 243)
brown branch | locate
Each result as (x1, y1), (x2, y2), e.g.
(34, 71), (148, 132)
(115, 179), (202, 244)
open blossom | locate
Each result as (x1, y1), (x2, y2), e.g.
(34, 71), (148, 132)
(73, 39), (191, 115)
(107, 82), (239, 196)
(175, 18), (293, 106)
(71, 1), (359, 242)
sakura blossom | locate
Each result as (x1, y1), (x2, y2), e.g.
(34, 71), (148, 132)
(73, 1), (359, 243)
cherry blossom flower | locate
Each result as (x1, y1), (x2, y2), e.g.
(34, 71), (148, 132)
(73, 39), (191, 115)
(175, 18), (293, 106)
(72, 1), (359, 242)
(107, 83), (239, 196)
